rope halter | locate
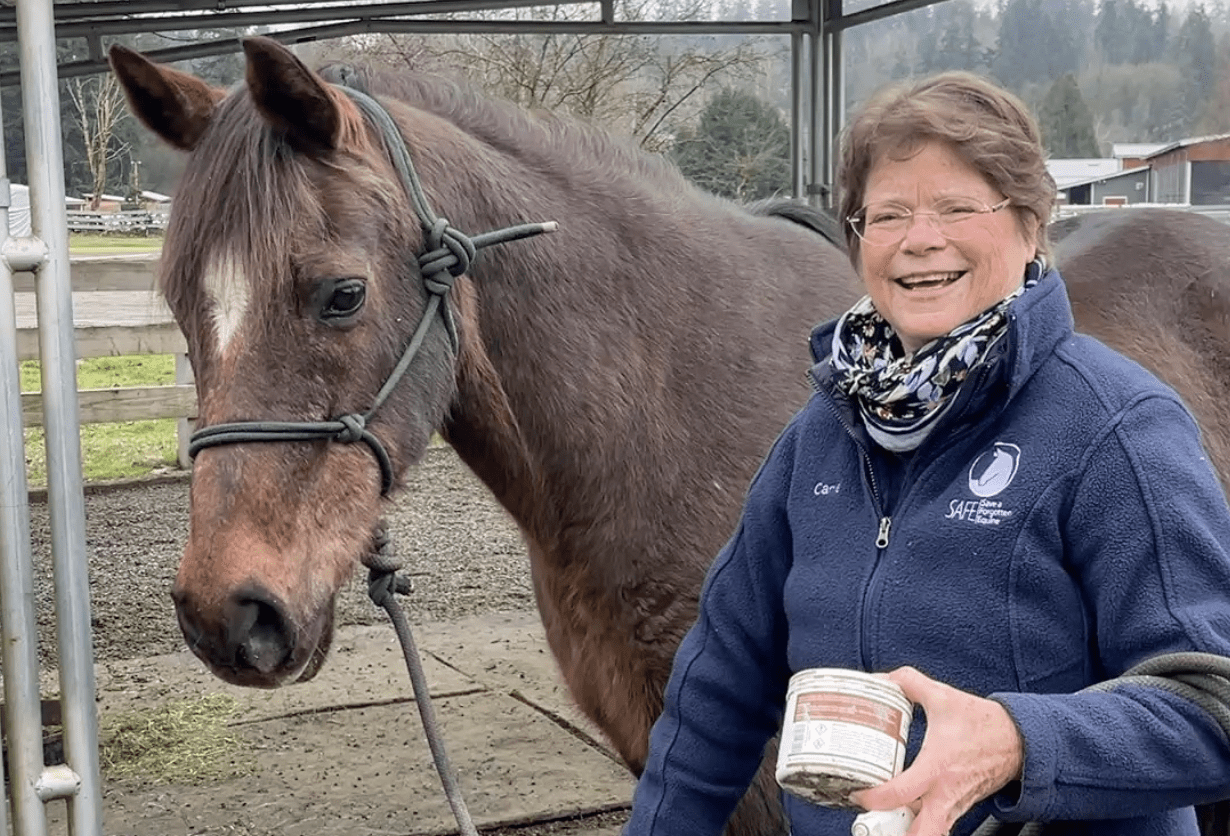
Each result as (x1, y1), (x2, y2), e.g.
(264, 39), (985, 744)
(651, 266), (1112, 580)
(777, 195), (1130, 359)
(187, 86), (557, 495)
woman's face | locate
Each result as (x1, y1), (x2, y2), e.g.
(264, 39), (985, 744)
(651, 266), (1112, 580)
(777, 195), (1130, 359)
(857, 140), (1038, 354)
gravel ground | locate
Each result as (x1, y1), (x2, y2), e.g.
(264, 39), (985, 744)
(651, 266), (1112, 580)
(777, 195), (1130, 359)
(27, 445), (535, 669)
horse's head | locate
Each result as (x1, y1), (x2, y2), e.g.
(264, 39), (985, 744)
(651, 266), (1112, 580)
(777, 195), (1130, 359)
(110, 38), (461, 687)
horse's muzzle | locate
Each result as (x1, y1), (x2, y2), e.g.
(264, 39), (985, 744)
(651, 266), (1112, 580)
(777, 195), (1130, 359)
(173, 582), (332, 687)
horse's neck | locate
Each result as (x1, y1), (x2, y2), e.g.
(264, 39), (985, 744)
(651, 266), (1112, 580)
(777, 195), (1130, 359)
(405, 102), (799, 562)
(442, 268), (629, 548)
(441, 300), (555, 537)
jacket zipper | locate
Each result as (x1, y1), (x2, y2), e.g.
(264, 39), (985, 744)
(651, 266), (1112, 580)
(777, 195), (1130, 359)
(876, 516), (892, 548)
(807, 323), (1015, 667)
(812, 380), (894, 669)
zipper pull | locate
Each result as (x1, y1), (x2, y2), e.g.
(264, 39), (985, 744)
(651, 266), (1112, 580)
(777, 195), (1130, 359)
(875, 516), (892, 549)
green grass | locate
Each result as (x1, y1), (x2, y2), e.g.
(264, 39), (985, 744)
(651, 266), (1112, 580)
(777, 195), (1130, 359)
(69, 232), (164, 254)
(22, 355), (179, 487)
(19, 235), (173, 486)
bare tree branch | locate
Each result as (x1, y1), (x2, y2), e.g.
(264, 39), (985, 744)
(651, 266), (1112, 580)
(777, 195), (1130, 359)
(69, 73), (131, 210)
(343, 2), (769, 150)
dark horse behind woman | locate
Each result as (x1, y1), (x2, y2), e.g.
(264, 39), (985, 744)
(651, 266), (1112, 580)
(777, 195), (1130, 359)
(110, 39), (1230, 836)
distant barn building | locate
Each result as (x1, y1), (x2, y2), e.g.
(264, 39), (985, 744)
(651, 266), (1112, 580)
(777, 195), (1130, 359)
(79, 192), (128, 212)
(1147, 134), (1230, 204)
(137, 190), (172, 213)
(1055, 135), (1230, 206)
(1048, 158), (1121, 203)
(1058, 167), (1150, 206)
(1111, 142), (1168, 170)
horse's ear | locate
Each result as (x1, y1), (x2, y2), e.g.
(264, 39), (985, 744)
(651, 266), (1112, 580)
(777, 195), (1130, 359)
(109, 45), (225, 152)
(242, 36), (342, 155)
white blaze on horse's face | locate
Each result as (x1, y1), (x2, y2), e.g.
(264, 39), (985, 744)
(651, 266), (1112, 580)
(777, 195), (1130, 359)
(204, 251), (251, 356)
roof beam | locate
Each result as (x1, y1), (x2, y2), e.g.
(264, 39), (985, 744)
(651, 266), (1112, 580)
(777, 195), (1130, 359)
(0, 16), (808, 87)
(0, 0), (589, 41)
(827, 0), (946, 32)
(0, 0), (949, 84)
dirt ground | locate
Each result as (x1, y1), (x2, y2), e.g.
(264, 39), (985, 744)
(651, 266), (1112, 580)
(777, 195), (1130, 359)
(25, 446), (633, 836)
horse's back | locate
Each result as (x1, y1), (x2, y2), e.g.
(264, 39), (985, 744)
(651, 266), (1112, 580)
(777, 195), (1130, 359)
(1055, 208), (1230, 491)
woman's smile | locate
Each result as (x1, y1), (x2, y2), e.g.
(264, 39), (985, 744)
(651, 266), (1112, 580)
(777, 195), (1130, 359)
(894, 270), (966, 291)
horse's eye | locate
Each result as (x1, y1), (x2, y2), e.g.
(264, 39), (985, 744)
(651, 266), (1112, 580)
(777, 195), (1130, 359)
(319, 279), (366, 323)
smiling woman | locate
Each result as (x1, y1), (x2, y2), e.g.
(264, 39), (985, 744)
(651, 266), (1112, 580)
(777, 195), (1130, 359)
(624, 70), (1230, 836)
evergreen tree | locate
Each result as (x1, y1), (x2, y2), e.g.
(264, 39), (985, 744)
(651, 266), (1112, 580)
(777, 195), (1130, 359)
(1038, 73), (1101, 157)
(994, 0), (1044, 86)
(1125, 0), (1157, 63)
(1197, 35), (1230, 134)
(1173, 5), (1218, 136)
(1097, 0), (1157, 64)
(934, 1), (983, 73)
(670, 87), (790, 202)
(995, 0), (1078, 87)
(1154, 1), (1172, 60)
(1096, 0), (1124, 63)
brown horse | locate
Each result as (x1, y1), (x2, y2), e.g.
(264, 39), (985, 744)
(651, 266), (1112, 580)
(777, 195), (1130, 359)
(110, 38), (1230, 836)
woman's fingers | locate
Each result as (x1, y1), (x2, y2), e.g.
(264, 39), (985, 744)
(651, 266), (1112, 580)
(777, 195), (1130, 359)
(850, 667), (1025, 836)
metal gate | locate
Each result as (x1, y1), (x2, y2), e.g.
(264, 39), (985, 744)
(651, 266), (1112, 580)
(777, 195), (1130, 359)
(0, 0), (104, 834)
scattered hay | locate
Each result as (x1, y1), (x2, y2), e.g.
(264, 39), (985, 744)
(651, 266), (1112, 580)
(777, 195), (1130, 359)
(99, 693), (252, 785)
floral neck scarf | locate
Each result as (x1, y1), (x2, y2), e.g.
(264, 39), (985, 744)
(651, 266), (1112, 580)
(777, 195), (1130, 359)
(830, 259), (1044, 452)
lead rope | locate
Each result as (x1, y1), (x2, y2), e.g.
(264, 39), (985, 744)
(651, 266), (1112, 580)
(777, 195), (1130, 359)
(363, 523), (480, 836)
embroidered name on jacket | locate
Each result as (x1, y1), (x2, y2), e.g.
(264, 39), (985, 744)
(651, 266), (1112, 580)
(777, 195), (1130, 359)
(946, 442), (1020, 526)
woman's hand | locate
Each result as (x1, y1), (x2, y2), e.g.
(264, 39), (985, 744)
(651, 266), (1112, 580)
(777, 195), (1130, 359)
(849, 666), (1024, 836)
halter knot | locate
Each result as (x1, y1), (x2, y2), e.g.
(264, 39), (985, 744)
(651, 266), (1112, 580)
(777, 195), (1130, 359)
(362, 523), (412, 608)
(334, 413), (368, 444)
(419, 217), (476, 290)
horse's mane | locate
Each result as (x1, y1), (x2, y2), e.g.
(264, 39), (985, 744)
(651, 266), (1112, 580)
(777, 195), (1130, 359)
(749, 198), (847, 252)
(316, 61), (695, 192)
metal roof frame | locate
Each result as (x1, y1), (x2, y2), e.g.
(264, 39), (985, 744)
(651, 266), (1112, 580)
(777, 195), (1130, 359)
(0, 0), (944, 82)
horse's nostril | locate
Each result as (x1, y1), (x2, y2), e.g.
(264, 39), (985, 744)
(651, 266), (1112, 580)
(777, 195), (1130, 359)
(231, 594), (294, 675)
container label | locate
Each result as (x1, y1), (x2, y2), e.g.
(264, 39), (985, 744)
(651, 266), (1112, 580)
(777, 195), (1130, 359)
(781, 692), (907, 782)
(776, 672), (912, 802)
(793, 693), (904, 737)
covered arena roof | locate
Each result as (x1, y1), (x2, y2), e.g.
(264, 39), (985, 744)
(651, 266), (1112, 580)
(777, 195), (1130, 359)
(0, 0), (948, 85)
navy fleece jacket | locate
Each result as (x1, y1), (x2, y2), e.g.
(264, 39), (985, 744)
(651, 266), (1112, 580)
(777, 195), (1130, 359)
(625, 269), (1230, 836)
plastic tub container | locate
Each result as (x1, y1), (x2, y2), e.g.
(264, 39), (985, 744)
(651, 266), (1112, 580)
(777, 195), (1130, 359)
(775, 668), (911, 808)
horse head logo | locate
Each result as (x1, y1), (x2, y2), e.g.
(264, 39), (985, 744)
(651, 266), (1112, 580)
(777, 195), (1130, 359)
(968, 443), (1021, 498)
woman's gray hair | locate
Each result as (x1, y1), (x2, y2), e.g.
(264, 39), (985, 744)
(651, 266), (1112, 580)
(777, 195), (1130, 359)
(837, 71), (1057, 265)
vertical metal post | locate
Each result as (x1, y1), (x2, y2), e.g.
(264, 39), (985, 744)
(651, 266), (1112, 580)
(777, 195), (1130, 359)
(825, 27), (843, 210)
(17, 1), (104, 835)
(0, 94), (37, 836)
(808, 22), (823, 208)
(808, 0), (844, 210)
(790, 31), (806, 200)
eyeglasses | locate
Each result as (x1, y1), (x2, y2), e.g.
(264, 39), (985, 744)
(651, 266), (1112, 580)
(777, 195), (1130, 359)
(847, 197), (1012, 246)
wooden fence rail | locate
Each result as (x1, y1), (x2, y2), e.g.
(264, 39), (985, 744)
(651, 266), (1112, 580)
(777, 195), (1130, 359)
(65, 210), (169, 234)
(14, 253), (196, 468)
